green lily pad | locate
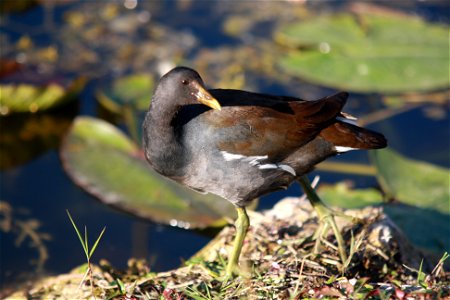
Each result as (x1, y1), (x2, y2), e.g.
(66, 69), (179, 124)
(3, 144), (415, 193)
(370, 148), (449, 214)
(96, 74), (154, 114)
(60, 116), (235, 229)
(318, 182), (384, 209)
(0, 77), (85, 116)
(383, 203), (449, 254)
(317, 181), (448, 253)
(276, 14), (449, 93)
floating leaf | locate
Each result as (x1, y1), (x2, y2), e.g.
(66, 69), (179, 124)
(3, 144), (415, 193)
(319, 181), (448, 253)
(371, 148), (449, 214)
(318, 182), (384, 209)
(96, 74), (154, 114)
(60, 117), (235, 229)
(0, 77), (85, 116)
(276, 14), (449, 93)
(383, 203), (449, 254)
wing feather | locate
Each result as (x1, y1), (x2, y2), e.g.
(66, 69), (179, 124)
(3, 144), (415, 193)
(203, 91), (348, 161)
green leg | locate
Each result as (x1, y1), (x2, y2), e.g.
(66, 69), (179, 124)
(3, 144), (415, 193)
(225, 206), (250, 279)
(298, 175), (348, 263)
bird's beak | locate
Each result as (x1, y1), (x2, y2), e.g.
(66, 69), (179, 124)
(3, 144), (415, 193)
(191, 81), (222, 111)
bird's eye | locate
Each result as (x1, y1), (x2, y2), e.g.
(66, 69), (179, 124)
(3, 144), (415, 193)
(181, 79), (189, 85)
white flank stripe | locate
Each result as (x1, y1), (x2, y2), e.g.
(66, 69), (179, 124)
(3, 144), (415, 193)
(221, 151), (295, 175)
(243, 155), (268, 166)
(335, 146), (357, 153)
(221, 151), (245, 161)
(259, 163), (296, 176)
(336, 116), (358, 126)
(258, 164), (278, 170)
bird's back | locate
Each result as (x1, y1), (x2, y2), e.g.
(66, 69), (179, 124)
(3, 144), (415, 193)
(176, 90), (386, 205)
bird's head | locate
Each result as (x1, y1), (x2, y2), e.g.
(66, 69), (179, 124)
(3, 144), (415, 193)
(156, 66), (222, 110)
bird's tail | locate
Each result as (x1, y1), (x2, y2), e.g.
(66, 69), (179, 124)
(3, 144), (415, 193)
(320, 121), (387, 150)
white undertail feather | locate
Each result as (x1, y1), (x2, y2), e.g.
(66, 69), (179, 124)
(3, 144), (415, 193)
(335, 114), (360, 153)
(221, 151), (296, 176)
(335, 146), (357, 153)
(336, 115), (358, 126)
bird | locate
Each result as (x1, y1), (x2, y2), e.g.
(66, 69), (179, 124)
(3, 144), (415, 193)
(142, 66), (387, 278)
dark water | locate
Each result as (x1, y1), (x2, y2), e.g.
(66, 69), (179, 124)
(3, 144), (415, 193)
(1, 1), (449, 289)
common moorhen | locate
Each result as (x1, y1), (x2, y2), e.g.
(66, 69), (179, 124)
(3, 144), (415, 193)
(142, 66), (387, 277)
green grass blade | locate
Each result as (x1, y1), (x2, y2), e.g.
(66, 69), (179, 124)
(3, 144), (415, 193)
(89, 226), (106, 258)
(84, 225), (88, 258)
(417, 259), (427, 288)
(204, 282), (212, 300)
(66, 210), (89, 259)
(438, 252), (449, 264)
(115, 278), (125, 294)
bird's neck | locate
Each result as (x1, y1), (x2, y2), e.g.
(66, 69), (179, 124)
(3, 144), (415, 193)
(142, 102), (185, 178)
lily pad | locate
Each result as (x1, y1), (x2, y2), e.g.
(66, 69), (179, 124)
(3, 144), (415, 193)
(317, 181), (448, 253)
(318, 182), (384, 209)
(0, 77), (85, 116)
(383, 203), (450, 254)
(60, 116), (236, 229)
(96, 74), (154, 114)
(370, 148), (449, 214)
(315, 182), (448, 253)
(276, 13), (449, 93)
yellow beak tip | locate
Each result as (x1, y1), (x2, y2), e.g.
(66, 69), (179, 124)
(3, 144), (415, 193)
(193, 81), (222, 111)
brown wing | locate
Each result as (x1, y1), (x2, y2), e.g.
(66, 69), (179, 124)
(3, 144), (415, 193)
(205, 92), (348, 161)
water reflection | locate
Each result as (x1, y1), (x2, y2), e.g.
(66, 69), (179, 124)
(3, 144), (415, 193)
(0, 103), (76, 170)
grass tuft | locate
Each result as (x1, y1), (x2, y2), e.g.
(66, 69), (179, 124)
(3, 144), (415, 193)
(66, 209), (106, 298)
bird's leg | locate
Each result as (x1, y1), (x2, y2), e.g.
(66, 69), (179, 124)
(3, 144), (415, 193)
(224, 206), (249, 279)
(298, 175), (347, 263)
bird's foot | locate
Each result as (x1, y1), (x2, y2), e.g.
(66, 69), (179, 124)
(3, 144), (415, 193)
(310, 204), (347, 263)
(223, 258), (239, 281)
(298, 175), (354, 265)
(220, 206), (250, 283)
(221, 263), (250, 282)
